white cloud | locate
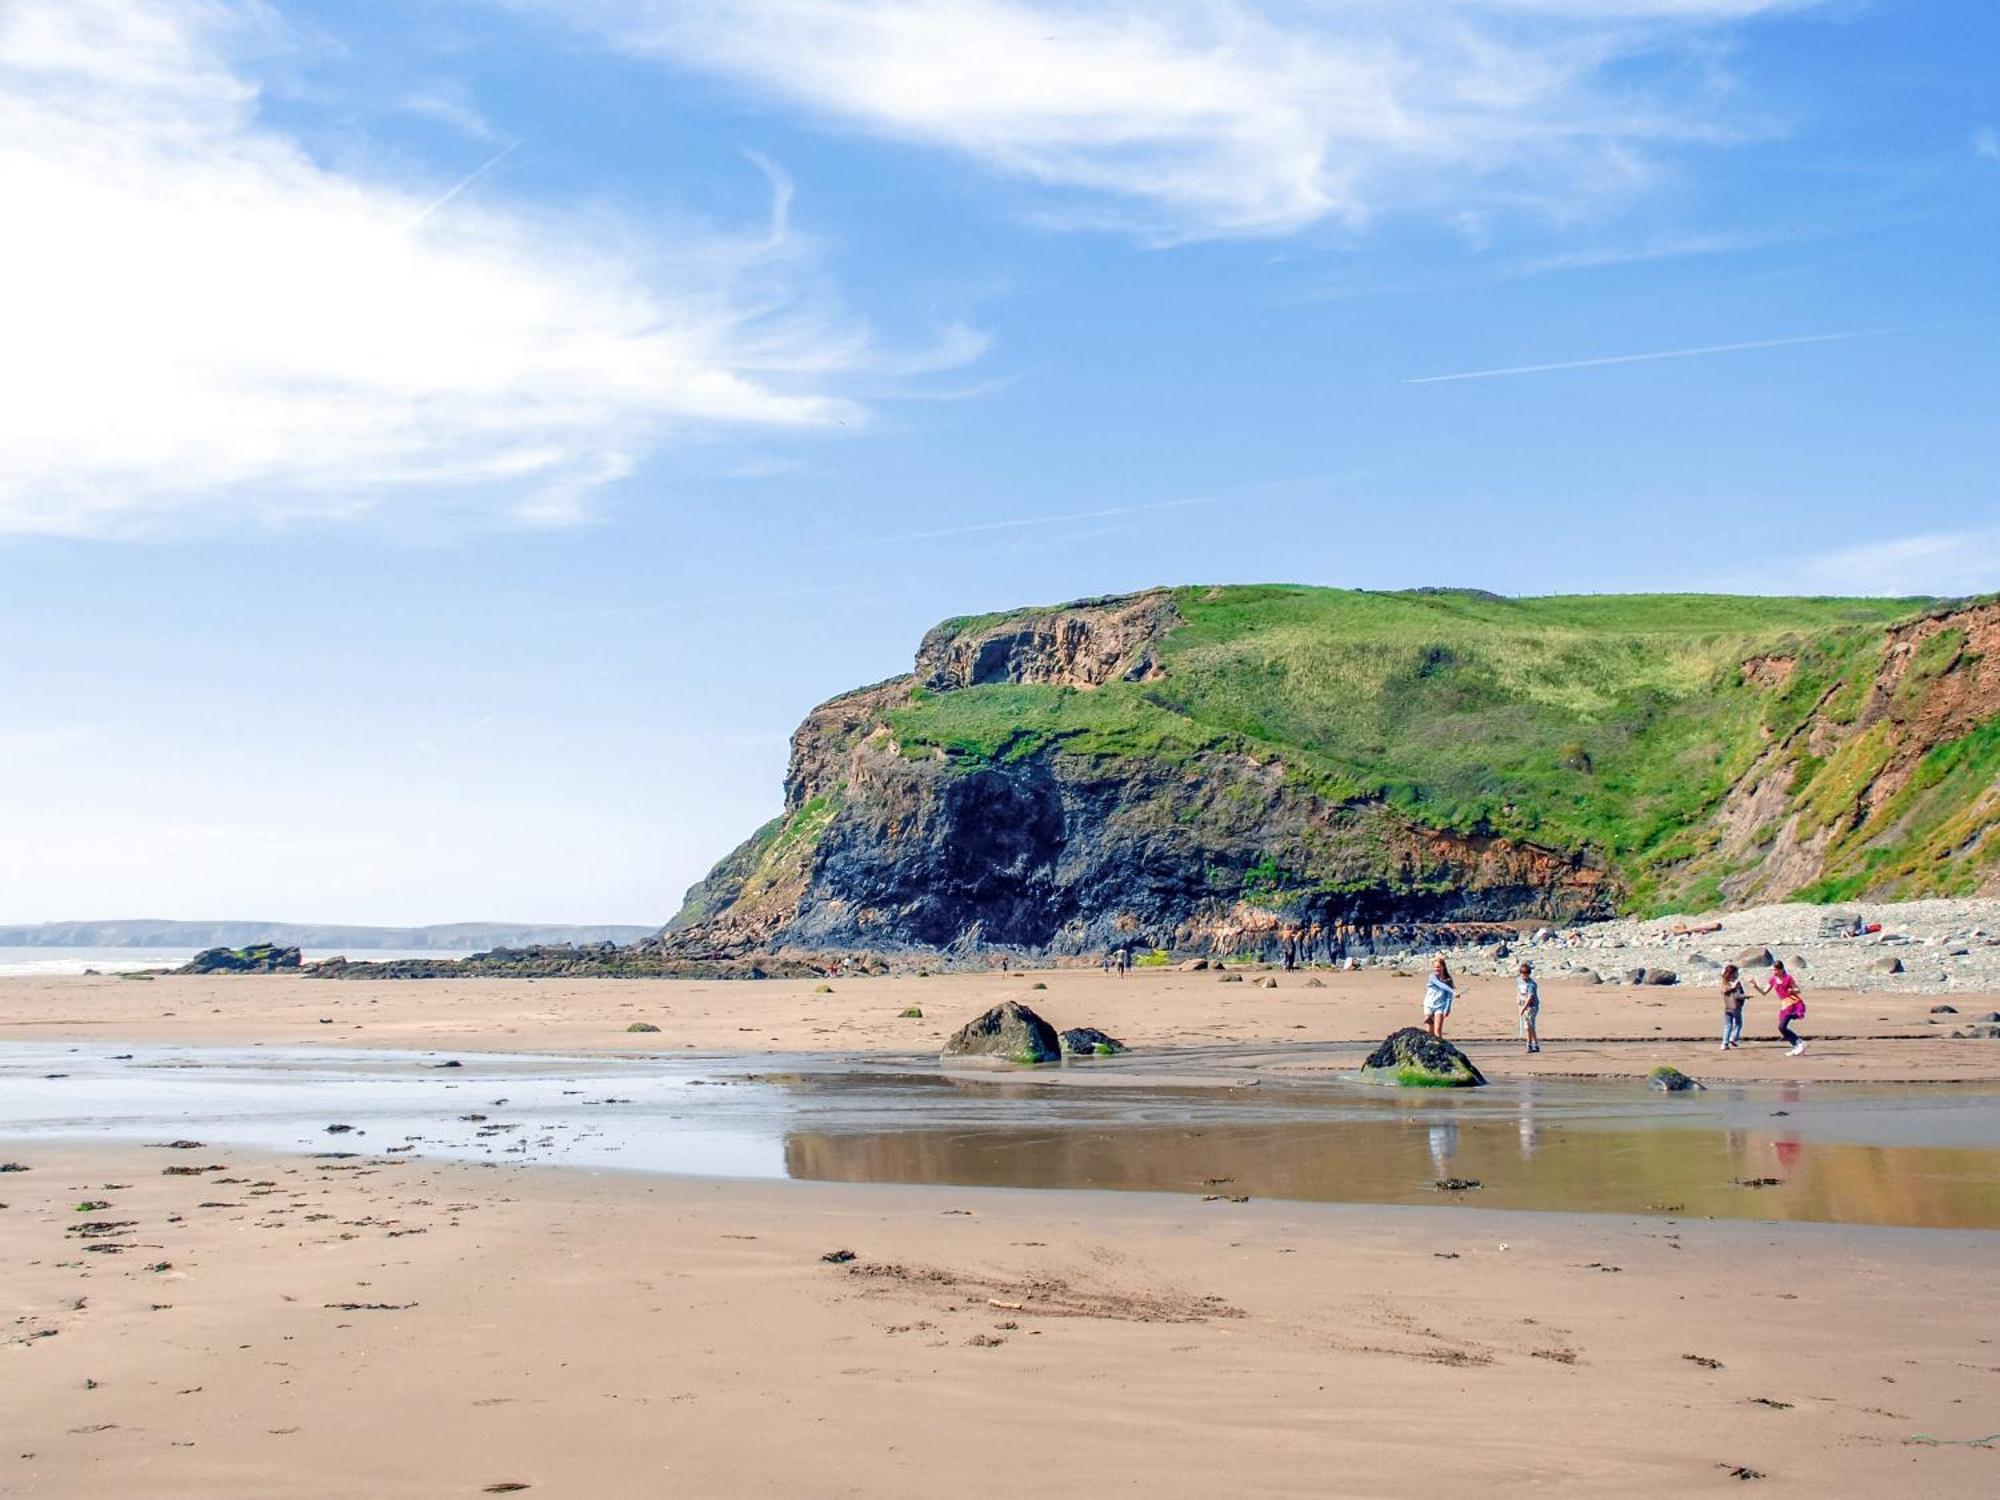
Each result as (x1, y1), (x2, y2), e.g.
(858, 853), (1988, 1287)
(1976, 126), (2000, 164)
(0, 0), (893, 537)
(1791, 526), (2000, 600)
(538, 0), (1816, 239)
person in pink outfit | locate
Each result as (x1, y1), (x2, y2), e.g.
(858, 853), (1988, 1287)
(1758, 959), (1808, 1055)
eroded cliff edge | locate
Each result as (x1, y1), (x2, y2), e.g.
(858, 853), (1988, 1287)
(650, 586), (1998, 964)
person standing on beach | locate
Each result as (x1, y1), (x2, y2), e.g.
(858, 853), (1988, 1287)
(1516, 960), (1541, 1053)
(1719, 964), (1747, 1050)
(1757, 959), (1808, 1055)
(1423, 957), (1456, 1039)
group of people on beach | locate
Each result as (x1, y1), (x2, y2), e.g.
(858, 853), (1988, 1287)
(1421, 955), (1809, 1055)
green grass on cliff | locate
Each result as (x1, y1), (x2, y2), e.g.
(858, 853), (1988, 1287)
(883, 586), (1927, 910)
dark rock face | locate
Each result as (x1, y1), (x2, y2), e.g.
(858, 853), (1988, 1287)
(1626, 967), (1677, 986)
(942, 1001), (1062, 1064)
(654, 595), (1611, 966)
(1648, 1066), (1705, 1092)
(1357, 1027), (1486, 1088)
(1059, 1027), (1126, 1057)
(177, 944), (301, 974)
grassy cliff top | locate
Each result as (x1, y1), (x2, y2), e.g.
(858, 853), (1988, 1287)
(886, 586), (1956, 909)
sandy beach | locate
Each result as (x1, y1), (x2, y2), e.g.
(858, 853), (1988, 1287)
(5, 1140), (1998, 1498)
(6, 969), (2000, 1496)
(3, 965), (1996, 1082)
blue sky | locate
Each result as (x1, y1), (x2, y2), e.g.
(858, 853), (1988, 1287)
(1, 0), (1995, 925)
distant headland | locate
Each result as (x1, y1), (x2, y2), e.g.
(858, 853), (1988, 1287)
(0, 920), (655, 951)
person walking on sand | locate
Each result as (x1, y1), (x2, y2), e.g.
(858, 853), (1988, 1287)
(1516, 960), (1541, 1054)
(1719, 964), (1747, 1050)
(1423, 957), (1456, 1039)
(1757, 959), (1808, 1055)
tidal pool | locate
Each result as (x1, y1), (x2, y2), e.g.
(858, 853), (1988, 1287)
(3, 1042), (1997, 1229)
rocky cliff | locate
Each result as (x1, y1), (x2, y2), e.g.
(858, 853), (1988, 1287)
(652, 586), (1999, 963)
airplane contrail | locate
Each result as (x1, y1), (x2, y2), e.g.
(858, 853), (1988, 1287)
(868, 495), (1213, 546)
(403, 140), (521, 230)
(1404, 328), (1873, 384)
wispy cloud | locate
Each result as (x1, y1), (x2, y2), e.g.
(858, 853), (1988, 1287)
(399, 81), (500, 142)
(0, 0), (957, 538)
(1976, 126), (2000, 164)
(1788, 526), (2000, 599)
(1405, 327), (1880, 384)
(534, 0), (1823, 239)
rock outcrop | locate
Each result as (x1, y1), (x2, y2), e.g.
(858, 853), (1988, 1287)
(1358, 1027), (1487, 1088)
(177, 944), (301, 974)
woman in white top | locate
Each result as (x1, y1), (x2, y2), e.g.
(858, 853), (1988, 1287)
(1423, 957), (1456, 1039)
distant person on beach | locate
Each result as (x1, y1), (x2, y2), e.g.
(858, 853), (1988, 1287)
(1719, 964), (1747, 1050)
(1423, 957), (1456, 1039)
(1516, 961), (1540, 1053)
(1757, 959), (1807, 1055)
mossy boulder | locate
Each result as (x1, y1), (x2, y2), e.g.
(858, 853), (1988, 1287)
(1648, 1065), (1704, 1092)
(1358, 1027), (1486, 1088)
(625, 1021), (661, 1033)
(942, 1001), (1061, 1065)
(1059, 1027), (1125, 1058)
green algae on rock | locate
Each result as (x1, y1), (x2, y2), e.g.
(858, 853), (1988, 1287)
(1358, 1027), (1487, 1088)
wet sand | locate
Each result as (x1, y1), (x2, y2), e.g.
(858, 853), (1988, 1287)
(3, 966), (1997, 1083)
(5, 1141), (1999, 1497)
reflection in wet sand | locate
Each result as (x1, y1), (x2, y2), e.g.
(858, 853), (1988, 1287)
(785, 1119), (2000, 1229)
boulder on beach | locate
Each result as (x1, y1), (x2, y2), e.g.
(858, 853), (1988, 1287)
(942, 1000), (1061, 1064)
(176, 944), (302, 974)
(1928, 1003), (1957, 1014)
(1648, 1065), (1705, 1093)
(1059, 1026), (1125, 1057)
(1177, 958), (1209, 971)
(1643, 968), (1679, 986)
(1734, 946), (1774, 968)
(1877, 957), (1906, 974)
(1358, 1027), (1486, 1088)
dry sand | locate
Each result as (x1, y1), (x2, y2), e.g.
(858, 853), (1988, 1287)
(6, 970), (2000, 1495)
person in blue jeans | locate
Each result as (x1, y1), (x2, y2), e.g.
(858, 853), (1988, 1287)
(1719, 964), (1747, 1049)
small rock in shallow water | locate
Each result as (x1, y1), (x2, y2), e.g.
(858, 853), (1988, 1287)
(1058, 1027), (1125, 1057)
(1648, 1066), (1705, 1092)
